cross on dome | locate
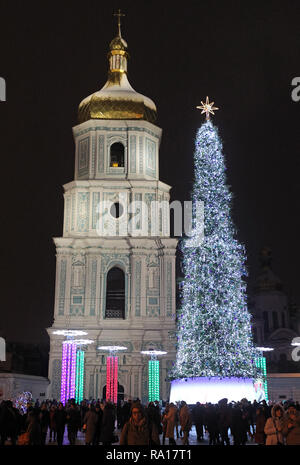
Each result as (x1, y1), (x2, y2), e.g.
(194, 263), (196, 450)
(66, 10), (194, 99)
(113, 9), (125, 37)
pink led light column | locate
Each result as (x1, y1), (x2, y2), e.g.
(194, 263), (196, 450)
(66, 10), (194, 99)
(60, 341), (77, 405)
(106, 356), (111, 402)
(98, 345), (127, 404)
(60, 341), (68, 404)
(69, 342), (77, 400)
(106, 356), (118, 404)
(113, 356), (118, 404)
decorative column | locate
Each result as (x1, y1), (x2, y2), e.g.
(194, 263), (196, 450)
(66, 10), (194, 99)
(75, 339), (93, 404)
(141, 350), (167, 402)
(97, 345), (127, 404)
(255, 347), (274, 402)
(62, 340), (76, 404)
(53, 330), (88, 405)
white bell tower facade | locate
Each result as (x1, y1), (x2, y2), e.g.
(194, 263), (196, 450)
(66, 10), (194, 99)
(47, 20), (177, 403)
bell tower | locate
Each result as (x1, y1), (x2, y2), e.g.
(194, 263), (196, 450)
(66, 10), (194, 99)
(47, 14), (177, 403)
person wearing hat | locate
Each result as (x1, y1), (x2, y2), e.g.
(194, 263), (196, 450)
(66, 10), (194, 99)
(282, 404), (300, 445)
(264, 404), (284, 445)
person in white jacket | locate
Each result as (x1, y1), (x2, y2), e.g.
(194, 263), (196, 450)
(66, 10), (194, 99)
(264, 404), (284, 445)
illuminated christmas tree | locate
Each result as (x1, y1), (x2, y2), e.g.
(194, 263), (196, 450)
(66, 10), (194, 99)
(171, 98), (258, 381)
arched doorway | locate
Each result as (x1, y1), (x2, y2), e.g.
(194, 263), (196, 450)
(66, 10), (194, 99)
(102, 383), (125, 404)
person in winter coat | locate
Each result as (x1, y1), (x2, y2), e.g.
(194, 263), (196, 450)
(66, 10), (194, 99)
(165, 403), (178, 445)
(264, 404), (284, 445)
(254, 406), (266, 445)
(83, 404), (98, 445)
(204, 404), (219, 445)
(218, 399), (231, 446)
(49, 405), (57, 443)
(230, 404), (248, 446)
(100, 402), (116, 445)
(175, 404), (181, 439)
(54, 402), (66, 446)
(26, 409), (42, 445)
(146, 402), (161, 445)
(92, 404), (103, 446)
(39, 402), (50, 445)
(120, 403), (150, 445)
(80, 400), (89, 429)
(282, 404), (300, 445)
(66, 402), (81, 445)
(161, 404), (169, 445)
(179, 401), (192, 445)
(0, 400), (20, 446)
(120, 400), (132, 429)
(192, 402), (204, 441)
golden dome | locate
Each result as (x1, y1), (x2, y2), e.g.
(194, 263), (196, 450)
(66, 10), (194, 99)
(78, 30), (157, 124)
(109, 35), (128, 51)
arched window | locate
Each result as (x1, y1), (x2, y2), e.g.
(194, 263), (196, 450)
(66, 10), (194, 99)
(105, 267), (125, 319)
(110, 142), (124, 167)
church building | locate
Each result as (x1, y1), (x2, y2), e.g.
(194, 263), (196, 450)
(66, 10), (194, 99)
(47, 18), (177, 403)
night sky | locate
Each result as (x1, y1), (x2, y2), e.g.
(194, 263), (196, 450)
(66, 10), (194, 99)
(1, 0), (300, 344)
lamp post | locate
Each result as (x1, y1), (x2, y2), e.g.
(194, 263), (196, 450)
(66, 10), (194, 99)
(97, 345), (127, 404)
(141, 350), (167, 403)
(255, 347), (274, 402)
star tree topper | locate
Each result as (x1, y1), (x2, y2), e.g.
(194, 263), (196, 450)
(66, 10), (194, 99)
(197, 96), (219, 120)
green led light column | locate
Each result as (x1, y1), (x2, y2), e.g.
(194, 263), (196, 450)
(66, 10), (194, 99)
(255, 356), (268, 402)
(149, 359), (160, 402)
(75, 349), (85, 404)
(141, 350), (167, 403)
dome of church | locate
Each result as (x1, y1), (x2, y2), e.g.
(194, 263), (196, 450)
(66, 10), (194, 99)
(78, 30), (157, 124)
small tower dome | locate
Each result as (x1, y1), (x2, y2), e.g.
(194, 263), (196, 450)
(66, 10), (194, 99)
(78, 15), (157, 124)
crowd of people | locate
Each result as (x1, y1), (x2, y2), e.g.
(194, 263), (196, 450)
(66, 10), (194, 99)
(0, 397), (300, 446)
